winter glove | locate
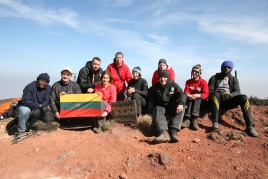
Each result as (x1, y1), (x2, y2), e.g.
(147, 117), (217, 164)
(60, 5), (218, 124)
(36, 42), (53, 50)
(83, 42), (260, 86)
(221, 93), (230, 101)
(40, 106), (50, 115)
(31, 108), (41, 117)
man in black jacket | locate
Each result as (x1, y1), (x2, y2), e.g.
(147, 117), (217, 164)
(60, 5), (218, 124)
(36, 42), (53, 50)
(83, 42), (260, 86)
(208, 60), (258, 137)
(148, 70), (187, 143)
(77, 57), (103, 93)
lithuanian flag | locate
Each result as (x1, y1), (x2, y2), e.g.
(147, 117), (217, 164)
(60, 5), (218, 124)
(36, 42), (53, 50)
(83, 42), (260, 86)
(60, 94), (102, 118)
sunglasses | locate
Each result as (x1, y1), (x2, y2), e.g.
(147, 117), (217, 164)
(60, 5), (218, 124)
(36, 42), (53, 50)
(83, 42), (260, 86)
(192, 70), (200, 73)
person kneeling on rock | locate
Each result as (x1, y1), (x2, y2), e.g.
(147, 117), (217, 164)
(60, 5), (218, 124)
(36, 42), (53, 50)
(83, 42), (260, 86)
(147, 71), (187, 143)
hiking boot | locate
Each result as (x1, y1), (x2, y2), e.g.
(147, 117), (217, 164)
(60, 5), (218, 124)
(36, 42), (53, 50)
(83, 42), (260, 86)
(212, 122), (219, 130)
(15, 131), (26, 138)
(191, 118), (199, 130)
(246, 126), (259, 137)
(93, 126), (103, 134)
(169, 128), (179, 142)
(154, 131), (170, 144)
(181, 119), (190, 128)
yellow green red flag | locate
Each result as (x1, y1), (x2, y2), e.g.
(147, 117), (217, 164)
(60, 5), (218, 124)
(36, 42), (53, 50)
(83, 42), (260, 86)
(60, 93), (102, 118)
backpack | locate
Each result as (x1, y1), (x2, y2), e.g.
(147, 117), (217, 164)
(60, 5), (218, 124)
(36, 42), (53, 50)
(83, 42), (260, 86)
(1, 101), (18, 119)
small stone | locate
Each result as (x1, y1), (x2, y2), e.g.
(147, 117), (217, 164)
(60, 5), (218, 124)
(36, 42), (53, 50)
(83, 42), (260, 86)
(193, 138), (200, 143)
(119, 172), (128, 179)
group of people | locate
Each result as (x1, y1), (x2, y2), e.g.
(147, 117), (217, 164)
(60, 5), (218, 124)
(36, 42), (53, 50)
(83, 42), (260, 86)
(16, 51), (259, 144)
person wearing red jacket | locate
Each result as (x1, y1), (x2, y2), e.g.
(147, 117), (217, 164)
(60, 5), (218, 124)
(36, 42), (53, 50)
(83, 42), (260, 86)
(94, 70), (117, 133)
(182, 64), (208, 130)
(106, 52), (132, 101)
(152, 59), (176, 86)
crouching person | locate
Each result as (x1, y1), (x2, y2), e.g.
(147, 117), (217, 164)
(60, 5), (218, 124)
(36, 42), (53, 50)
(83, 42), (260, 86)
(148, 71), (187, 143)
(50, 67), (82, 122)
(93, 70), (117, 133)
(17, 73), (53, 136)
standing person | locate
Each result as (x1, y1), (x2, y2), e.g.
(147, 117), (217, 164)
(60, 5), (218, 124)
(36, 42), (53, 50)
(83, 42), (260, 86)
(106, 52), (132, 101)
(17, 73), (52, 136)
(152, 59), (175, 85)
(148, 71), (187, 143)
(77, 57), (103, 93)
(208, 60), (258, 137)
(93, 70), (117, 133)
(182, 64), (209, 130)
(126, 66), (148, 119)
(50, 67), (82, 120)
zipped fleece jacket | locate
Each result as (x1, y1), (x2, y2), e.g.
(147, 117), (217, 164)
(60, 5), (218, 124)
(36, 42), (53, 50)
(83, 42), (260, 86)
(147, 79), (187, 113)
(94, 83), (117, 113)
(50, 80), (82, 113)
(184, 77), (209, 99)
(106, 61), (132, 93)
(152, 66), (176, 85)
(20, 81), (51, 110)
(127, 78), (148, 98)
(208, 72), (241, 98)
(77, 61), (103, 93)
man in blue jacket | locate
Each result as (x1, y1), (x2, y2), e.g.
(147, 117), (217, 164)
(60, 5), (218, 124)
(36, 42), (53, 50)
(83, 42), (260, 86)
(17, 73), (52, 136)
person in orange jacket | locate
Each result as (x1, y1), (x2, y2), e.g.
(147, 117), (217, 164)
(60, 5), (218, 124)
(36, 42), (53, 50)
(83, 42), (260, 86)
(106, 52), (132, 101)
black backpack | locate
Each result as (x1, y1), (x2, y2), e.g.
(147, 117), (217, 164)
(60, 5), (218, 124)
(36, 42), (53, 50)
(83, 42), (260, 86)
(1, 101), (18, 119)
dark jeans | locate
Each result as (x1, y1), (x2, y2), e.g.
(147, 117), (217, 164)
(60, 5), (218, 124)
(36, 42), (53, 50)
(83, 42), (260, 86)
(184, 98), (202, 120)
(153, 106), (185, 133)
(117, 92), (127, 101)
(126, 93), (146, 116)
(94, 100), (108, 127)
(210, 93), (254, 126)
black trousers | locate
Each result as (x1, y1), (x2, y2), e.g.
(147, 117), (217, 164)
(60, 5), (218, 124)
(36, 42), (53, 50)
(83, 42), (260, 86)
(153, 106), (185, 133)
(184, 98), (202, 120)
(210, 93), (254, 127)
(127, 93), (146, 116)
(94, 100), (108, 127)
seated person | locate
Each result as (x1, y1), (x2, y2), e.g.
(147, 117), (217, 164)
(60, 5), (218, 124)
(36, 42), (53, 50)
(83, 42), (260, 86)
(17, 73), (53, 136)
(93, 70), (117, 133)
(126, 66), (148, 119)
(208, 60), (258, 137)
(182, 64), (208, 130)
(152, 59), (175, 85)
(77, 57), (103, 93)
(50, 67), (82, 121)
(148, 71), (186, 143)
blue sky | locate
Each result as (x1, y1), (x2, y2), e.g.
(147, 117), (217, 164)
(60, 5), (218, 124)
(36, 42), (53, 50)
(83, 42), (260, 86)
(0, 0), (267, 99)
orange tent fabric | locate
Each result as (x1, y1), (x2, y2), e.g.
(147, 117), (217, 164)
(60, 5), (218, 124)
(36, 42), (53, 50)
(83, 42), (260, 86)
(0, 97), (21, 115)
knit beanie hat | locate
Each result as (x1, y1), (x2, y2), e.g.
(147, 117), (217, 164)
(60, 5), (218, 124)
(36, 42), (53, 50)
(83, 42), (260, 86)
(158, 59), (168, 66)
(115, 52), (124, 57)
(159, 70), (170, 78)
(192, 64), (202, 75)
(221, 60), (234, 69)
(132, 66), (141, 75)
(37, 73), (50, 83)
